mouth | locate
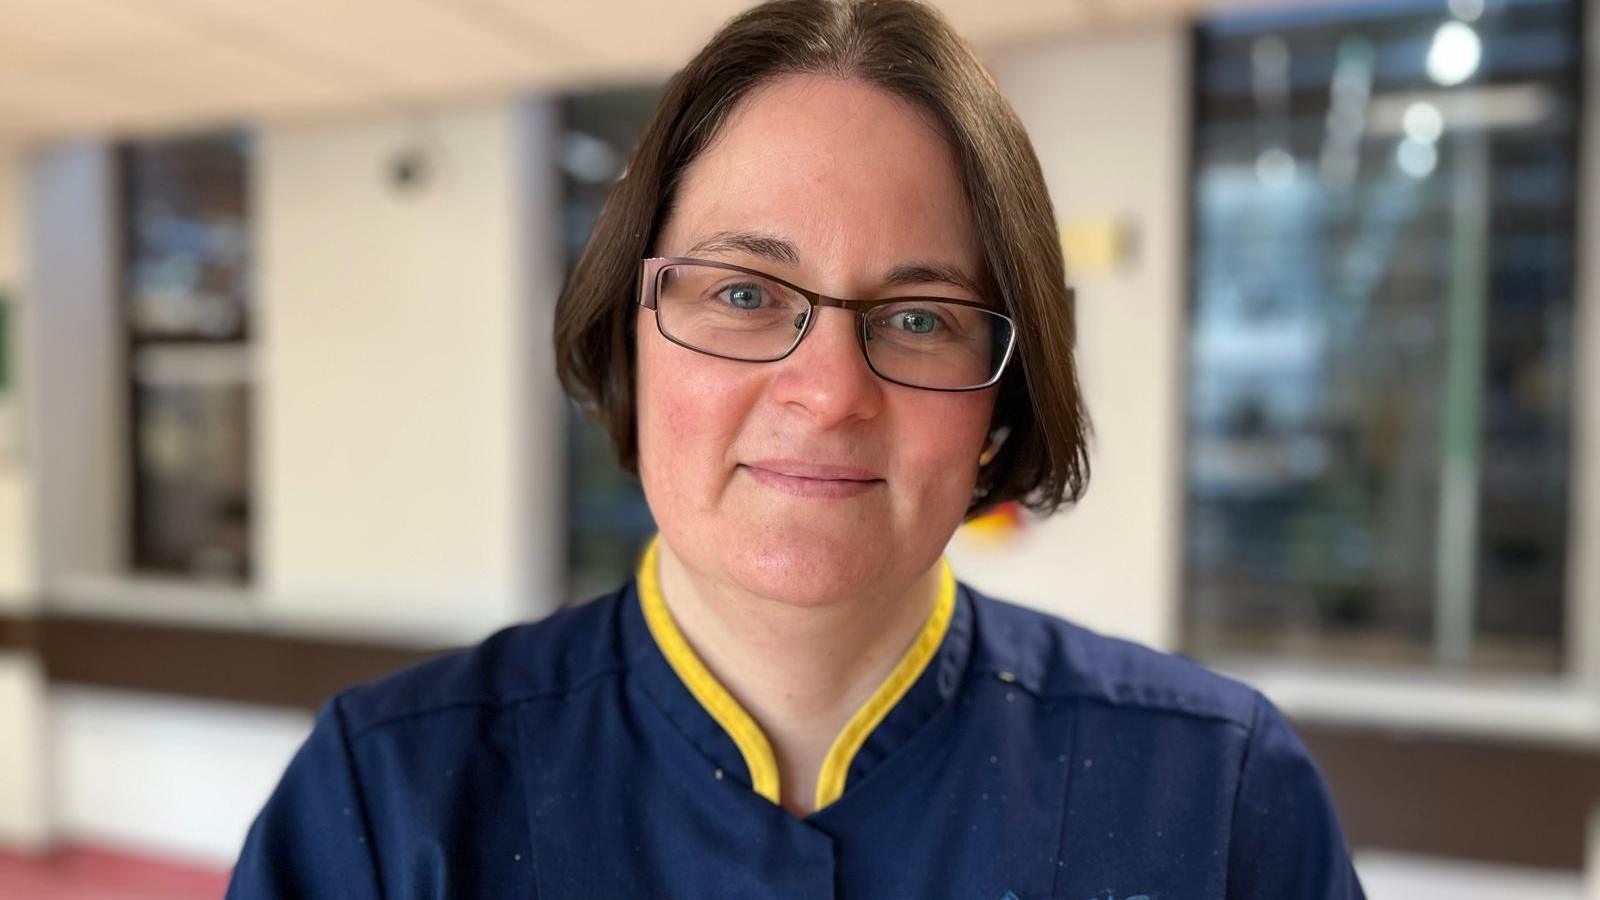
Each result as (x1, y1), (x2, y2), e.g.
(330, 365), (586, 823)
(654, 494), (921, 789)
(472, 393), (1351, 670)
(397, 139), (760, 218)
(739, 459), (886, 499)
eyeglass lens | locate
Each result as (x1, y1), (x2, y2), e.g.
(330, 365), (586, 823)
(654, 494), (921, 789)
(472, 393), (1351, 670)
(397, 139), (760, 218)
(654, 263), (1011, 390)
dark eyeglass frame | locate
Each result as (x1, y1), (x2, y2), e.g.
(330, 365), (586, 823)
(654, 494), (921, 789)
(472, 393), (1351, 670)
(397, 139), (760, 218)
(637, 256), (1017, 392)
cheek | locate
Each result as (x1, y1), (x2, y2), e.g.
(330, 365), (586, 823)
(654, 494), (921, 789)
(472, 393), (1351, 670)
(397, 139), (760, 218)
(889, 393), (992, 509)
(636, 320), (757, 500)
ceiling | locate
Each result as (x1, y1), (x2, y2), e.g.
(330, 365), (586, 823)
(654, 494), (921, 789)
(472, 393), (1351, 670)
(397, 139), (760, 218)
(0, 0), (1271, 148)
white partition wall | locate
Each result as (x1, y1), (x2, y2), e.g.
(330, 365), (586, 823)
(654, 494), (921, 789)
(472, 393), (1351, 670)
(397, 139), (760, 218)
(25, 143), (122, 597)
(0, 149), (46, 851)
(48, 687), (313, 866)
(950, 28), (1190, 652)
(0, 148), (34, 606)
(0, 655), (48, 851)
(2, 97), (568, 863)
(257, 98), (565, 642)
(0, 143), (121, 853)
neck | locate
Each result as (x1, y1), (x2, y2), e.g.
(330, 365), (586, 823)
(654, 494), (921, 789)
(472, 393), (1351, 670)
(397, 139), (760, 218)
(653, 537), (943, 816)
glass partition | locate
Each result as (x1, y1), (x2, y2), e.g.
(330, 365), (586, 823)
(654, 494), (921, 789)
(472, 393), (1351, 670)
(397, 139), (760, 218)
(1184, 0), (1579, 674)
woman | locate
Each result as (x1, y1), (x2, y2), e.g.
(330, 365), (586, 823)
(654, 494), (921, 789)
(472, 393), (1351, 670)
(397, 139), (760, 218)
(229, 0), (1366, 897)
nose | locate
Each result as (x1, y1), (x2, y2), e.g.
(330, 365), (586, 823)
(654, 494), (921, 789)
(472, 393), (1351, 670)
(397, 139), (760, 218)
(767, 306), (884, 429)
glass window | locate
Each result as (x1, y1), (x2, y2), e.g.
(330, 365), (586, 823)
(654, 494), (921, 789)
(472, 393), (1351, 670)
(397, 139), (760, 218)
(1184, 0), (1578, 674)
(558, 88), (663, 603)
(121, 132), (254, 581)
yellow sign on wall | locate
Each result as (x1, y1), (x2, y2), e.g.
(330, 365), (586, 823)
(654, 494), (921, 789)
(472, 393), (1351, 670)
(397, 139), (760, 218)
(1059, 218), (1134, 277)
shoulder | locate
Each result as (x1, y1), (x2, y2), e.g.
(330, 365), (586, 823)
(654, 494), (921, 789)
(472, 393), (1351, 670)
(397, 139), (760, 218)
(962, 582), (1260, 732)
(334, 585), (633, 740)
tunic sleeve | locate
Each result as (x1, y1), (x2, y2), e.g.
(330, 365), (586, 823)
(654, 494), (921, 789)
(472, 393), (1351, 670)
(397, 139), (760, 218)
(225, 696), (385, 900)
(1225, 691), (1367, 899)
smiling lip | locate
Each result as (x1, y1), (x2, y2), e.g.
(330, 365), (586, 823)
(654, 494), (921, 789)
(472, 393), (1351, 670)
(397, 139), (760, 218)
(740, 459), (885, 499)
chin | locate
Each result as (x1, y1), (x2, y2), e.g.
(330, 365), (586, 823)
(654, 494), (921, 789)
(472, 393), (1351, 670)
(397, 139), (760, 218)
(718, 535), (885, 608)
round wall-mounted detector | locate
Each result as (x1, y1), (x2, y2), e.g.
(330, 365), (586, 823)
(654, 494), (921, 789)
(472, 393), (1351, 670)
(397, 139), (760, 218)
(388, 146), (430, 193)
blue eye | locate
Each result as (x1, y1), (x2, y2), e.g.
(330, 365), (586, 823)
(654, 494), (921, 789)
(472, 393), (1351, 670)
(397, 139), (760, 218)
(894, 309), (940, 334)
(722, 282), (764, 309)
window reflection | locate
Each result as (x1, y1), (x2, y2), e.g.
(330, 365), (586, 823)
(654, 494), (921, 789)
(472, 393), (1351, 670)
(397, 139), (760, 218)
(1184, 0), (1576, 674)
(121, 133), (253, 581)
(558, 89), (663, 603)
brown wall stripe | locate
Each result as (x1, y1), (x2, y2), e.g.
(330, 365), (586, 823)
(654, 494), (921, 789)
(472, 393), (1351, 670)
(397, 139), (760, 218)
(1, 611), (447, 712)
(0, 612), (38, 653)
(43, 616), (449, 712)
(1299, 723), (1600, 872)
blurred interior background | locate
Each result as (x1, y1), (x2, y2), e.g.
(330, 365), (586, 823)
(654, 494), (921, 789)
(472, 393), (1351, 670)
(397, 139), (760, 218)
(0, 0), (1597, 897)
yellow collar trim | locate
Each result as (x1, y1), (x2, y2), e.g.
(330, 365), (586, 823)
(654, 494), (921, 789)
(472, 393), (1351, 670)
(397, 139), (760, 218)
(635, 534), (956, 812)
(811, 558), (954, 810)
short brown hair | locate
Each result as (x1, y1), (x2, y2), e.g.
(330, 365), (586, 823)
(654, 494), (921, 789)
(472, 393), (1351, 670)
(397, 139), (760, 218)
(554, 0), (1090, 518)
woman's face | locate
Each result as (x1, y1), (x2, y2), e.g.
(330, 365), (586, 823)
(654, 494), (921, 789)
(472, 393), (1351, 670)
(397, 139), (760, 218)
(636, 74), (997, 608)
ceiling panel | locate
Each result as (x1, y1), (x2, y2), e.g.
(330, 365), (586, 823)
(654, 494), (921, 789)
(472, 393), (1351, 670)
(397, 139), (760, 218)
(0, 0), (1228, 147)
(469, 0), (745, 70)
(940, 0), (1102, 48)
(0, 0), (197, 59)
(208, 0), (578, 94)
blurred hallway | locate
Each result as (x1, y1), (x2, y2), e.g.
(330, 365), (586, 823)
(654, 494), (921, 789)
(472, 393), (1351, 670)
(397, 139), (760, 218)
(1, 0), (1597, 896)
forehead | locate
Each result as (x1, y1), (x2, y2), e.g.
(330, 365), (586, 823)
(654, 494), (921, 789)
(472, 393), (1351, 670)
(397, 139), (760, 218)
(661, 74), (981, 277)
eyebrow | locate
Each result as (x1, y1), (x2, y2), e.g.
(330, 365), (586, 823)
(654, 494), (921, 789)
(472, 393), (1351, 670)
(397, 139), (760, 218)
(686, 230), (799, 265)
(683, 229), (985, 299)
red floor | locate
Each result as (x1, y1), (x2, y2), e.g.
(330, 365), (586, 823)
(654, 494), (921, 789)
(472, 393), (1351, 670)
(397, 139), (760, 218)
(0, 845), (231, 900)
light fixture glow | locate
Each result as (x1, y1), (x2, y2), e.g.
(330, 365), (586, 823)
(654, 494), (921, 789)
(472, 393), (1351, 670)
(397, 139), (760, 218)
(1403, 101), (1445, 143)
(1256, 147), (1297, 189)
(1397, 137), (1439, 178)
(1427, 21), (1482, 87)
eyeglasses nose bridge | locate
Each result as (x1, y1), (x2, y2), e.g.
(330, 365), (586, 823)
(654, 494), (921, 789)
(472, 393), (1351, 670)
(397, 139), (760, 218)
(786, 295), (875, 364)
(804, 294), (874, 336)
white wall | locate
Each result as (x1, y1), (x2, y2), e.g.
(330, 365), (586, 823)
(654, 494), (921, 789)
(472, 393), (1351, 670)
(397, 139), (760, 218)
(48, 687), (312, 866)
(26, 143), (122, 592)
(0, 144), (123, 857)
(257, 99), (564, 641)
(0, 152), (48, 853)
(0, 149), (34, 605)
(1, 97), (569, 864)
(950, 28), (1190, 652)
(0, 653), (48, 851)
(0, 151), (20, 286)
(1356, 851), (1586, 900)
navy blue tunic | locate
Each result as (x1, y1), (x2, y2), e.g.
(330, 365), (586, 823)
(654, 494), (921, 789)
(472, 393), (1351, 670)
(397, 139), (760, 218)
(228, 547), (1366, 899)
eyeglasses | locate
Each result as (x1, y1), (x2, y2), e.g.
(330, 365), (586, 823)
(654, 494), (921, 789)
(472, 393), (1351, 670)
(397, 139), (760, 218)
(637, 257), (1016, 392)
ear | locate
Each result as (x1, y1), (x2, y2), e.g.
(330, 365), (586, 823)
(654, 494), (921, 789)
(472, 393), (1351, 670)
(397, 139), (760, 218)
(978, 425), (1011, 467)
